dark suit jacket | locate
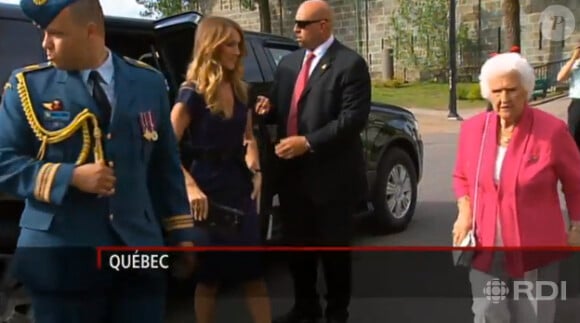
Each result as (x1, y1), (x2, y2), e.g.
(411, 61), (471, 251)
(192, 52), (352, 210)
(265, 39), (371, 206)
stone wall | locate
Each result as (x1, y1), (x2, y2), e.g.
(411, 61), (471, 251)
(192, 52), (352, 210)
(203, 0), (580, 81)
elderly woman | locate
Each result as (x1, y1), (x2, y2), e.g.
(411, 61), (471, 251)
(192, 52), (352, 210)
(452, 52), (580, 323)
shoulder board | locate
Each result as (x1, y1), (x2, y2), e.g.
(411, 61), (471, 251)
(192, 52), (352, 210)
(18, 62), (53, 74)
(123, 56), (157, 71)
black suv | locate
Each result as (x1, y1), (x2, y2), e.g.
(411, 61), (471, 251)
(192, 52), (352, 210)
(0, 5), (423, 240)
(0, 5), (422, 321)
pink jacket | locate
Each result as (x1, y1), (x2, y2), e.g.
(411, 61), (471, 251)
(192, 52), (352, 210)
(453, 106), (580, 277)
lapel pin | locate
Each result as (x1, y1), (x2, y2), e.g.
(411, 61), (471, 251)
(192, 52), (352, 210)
(321, 63), (329, 71)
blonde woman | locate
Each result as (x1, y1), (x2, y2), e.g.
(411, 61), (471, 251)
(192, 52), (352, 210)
(170, 16), (271, 323)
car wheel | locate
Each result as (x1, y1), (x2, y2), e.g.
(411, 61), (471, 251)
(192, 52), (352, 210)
(372, 147), (418, 232)
(0, 285), (33, 323)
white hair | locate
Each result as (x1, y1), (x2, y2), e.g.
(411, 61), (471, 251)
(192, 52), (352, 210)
(478, 52), (535, 100)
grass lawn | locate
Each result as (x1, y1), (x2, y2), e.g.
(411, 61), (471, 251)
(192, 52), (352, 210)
(371, 82), (486, 110)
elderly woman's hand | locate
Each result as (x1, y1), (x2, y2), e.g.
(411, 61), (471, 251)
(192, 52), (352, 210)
(452, 196), (473, 246)
(568, 222), (580, 246)
(453, 213), (473, 246)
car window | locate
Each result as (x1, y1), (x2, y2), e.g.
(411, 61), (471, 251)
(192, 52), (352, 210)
(0, 19), (44, 86)
(266, 45), (294, 65)
(265, 47), (294, 66)
(243, 42), (263, 83)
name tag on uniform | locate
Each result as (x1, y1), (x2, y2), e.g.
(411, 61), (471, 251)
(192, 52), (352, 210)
(44, 111), (71, 122)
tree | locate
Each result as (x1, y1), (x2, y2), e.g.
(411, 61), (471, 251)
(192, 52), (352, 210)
(137, 0), (272, 33)
(502, 0), (521, 49)
(136, 0), (197, 18)
(389, 0), (449, 72)
(389, 0), (476, 81)
(240, 0), (272, 33)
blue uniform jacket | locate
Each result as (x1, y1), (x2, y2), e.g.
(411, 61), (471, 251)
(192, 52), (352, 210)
(0, 54), (194, 248)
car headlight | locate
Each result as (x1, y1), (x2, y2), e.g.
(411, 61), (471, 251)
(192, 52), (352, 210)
(413, 119), (422, 139)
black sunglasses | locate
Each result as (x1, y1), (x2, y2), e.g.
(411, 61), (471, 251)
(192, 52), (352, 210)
(295, 19), (326, 29)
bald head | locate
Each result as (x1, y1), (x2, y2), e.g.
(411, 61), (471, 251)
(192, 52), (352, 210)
(294, 0), (334, 50)
(68, 0), (105, 32)
(296, 0), (334, 26)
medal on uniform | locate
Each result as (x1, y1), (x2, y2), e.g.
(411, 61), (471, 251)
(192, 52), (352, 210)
(51, 100), (63, 111)
(139, 112), (152, 140)
(42, 99), (63, 111)
(145, 111), (158, 141)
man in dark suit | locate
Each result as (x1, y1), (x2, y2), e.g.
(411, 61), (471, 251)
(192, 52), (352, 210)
(256, 1), (371, 322)
(0, 0), (194, 322)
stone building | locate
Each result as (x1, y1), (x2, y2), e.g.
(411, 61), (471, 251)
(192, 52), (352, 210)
(201, 0), (580, 81)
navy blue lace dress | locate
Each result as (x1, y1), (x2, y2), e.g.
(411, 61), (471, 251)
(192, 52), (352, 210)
(176, 84), (263, 283)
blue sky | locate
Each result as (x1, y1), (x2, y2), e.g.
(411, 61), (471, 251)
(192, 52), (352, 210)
(1, 0), (147, 18)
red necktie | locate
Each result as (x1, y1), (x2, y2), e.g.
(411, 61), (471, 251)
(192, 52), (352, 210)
(287, 52), (316, 136)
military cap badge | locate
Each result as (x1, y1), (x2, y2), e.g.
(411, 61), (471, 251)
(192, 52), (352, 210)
(21, 0), (81, 29)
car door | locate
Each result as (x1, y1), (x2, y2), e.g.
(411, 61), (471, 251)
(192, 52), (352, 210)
(152, 12), (202, 104)
(0, 17), (45, 102)
(150, 13), (201, 184)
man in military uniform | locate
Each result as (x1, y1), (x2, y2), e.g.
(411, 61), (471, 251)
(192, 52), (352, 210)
(0, 0), (195, 322)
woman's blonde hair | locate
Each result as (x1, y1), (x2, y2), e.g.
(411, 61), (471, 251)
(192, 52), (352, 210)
(185, 16), (248, 116)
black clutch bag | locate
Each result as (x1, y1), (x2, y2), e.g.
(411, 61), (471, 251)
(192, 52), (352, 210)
(194, 200), (244, 236)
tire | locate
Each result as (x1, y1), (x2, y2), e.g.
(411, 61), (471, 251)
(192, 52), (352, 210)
(0, 287), (33, 323)
(372, 147), (418, 232)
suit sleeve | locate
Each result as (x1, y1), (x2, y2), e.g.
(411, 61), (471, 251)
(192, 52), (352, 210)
(259, 62), (282, 125)
(553, 122), (580, 222)
(148, 75), (195, 245)
(305, 56), (371, 151)
(0, 72), (75, 205)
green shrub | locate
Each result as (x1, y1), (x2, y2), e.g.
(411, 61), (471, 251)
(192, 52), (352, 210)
(457, 83), (482, 100)
(466, 84), (482, 100)
(372, 79), (404, 88)
(457, 84), (470, 100)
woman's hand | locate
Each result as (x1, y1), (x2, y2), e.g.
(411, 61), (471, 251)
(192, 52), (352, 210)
(245, 145), (260, 171)
(187, 185), (208, 220)
(251, 171), (262, 200)
(255, 95), (271, 115)
(452, 197), (473, 246)
(572, 47), (580, 61)
(568, 222), (580, 246)
(452, 212), (473, 246)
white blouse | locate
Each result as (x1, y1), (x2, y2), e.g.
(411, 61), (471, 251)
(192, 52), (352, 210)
(494, 145), (507, 246)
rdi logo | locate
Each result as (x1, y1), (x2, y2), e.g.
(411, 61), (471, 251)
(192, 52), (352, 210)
(483, 278), (567, 303)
